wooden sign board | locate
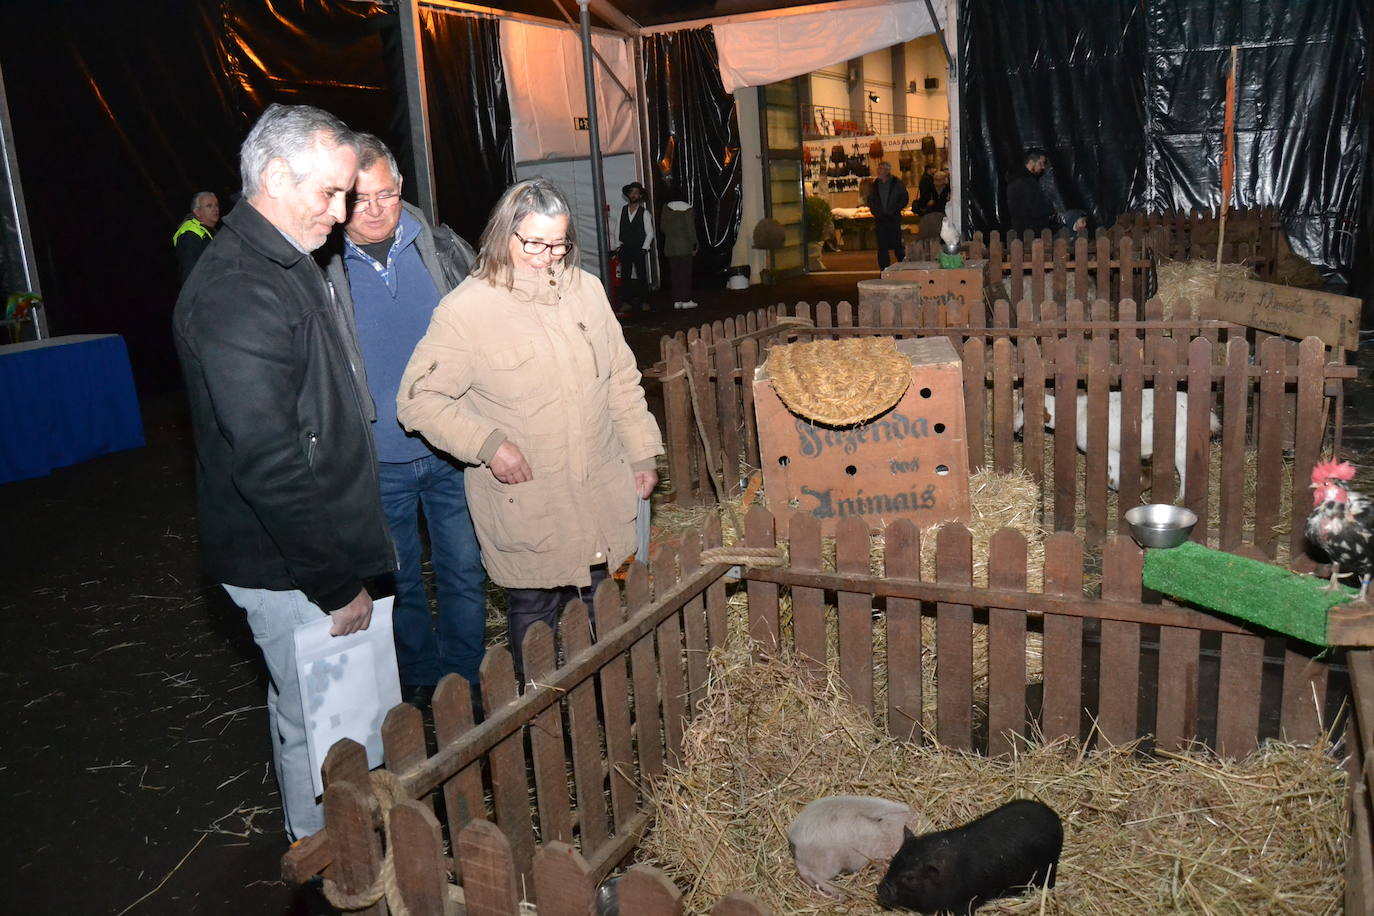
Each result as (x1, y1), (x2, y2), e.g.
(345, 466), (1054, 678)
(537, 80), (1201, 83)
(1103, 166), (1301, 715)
(1210, 276), (1360, 350)
(754, 337), (970, 536)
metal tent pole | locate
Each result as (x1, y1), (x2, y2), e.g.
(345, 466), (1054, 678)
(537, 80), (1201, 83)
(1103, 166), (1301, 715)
(0, 62), (44, 336)
(577, 0), (611, 285)
(399, 0), (438, 223)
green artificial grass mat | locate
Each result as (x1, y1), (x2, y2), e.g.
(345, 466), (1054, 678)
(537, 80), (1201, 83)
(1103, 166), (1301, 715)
(1142, 540), (1356, 646)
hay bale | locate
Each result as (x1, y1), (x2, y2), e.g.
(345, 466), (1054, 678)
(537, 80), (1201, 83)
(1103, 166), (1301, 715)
(641, 651), (1346, 915)
(1155, 259), (1256, 321)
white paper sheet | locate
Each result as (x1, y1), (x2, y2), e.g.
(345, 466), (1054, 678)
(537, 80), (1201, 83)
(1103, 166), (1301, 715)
(293, 596), (401, 798)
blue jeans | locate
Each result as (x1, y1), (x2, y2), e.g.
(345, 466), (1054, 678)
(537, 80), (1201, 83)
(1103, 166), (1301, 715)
(378, 454), (486, 686)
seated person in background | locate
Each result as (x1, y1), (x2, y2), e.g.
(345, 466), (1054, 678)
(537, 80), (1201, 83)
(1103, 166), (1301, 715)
(1057, 209), (1089, 242)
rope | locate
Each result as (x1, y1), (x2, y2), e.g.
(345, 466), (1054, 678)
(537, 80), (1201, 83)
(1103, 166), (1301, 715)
(320, 769), (412, 915)
(699, 546), (786, 568)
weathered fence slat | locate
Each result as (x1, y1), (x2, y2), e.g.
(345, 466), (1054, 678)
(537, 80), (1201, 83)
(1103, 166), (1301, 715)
(1151, 337), (1179, 505)
(561, 604), (611, 855)
(391, 800), (449, 916)
(1290, 337), (1325, 572)
(1155, 625), (1200, 751)
(458, 819), (521, 914)
(1117, 336), (1144, 527)
(1040, 533), (1084, 742)
(525, 623), (575, 847)
(1216, 632), (1265, 758)
(1280, 646), (1329, 745)
(653, 545), (689, 769)
(593, 579), (637, 832)
(1085, 336), (1109, 547)
(745, 506), (781, 655)
(1219, 337), (1249, 550)
(936, 525), (974, 750)
(1254, 336), (1287, 557)
(1053, 337), (1078, 531)
(837, 516), (875, 715)
(1098, 538), (1143, 745)
(992, 337), (1015, 473)
(626, 564), (666, 784)
(1185, 337), (1213, 537)
(884, 519), (923, 742)
(480, 647), (537, 892)
(987, 528), (1028, 756)
(789, 511), (827, 673)
(680, 531), (709, 714)
(533, 842), (597, 916)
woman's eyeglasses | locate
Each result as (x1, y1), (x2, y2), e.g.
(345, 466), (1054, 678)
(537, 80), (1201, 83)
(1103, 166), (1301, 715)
(513, 231), (571, 257)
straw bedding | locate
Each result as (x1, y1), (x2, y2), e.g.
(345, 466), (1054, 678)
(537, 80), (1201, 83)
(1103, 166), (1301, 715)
(1154, 259), (1256, 321)
(640, 650), (1346, 916)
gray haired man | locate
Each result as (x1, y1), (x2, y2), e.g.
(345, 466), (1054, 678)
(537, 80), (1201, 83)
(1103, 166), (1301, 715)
(173, 104), (394, 840)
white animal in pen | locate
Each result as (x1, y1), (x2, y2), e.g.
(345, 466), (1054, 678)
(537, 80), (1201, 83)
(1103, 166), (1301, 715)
(788, 795), (926, 899)
(1013, 389), (1221, 491)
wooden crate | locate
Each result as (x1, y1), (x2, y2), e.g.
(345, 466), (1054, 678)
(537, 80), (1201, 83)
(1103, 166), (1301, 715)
(754, 337), (970, 536)
(880, 259), (988, 326)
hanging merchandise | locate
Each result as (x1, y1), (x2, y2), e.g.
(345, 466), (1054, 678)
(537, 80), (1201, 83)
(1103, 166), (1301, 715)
(869, 138), (884, 159)
(830, 144), (847, 165)
(803, 145), (813, 165)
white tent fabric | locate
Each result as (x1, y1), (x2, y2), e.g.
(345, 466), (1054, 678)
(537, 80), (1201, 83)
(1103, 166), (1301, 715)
(500, 20), (638, 163)
(712, 0), (941, 94)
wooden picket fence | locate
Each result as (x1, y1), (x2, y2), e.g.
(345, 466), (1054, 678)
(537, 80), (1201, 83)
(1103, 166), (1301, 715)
(902, 230), (1154, 308)
(1108, 206), (1283, 279)
(280, 510), (1362, 913)
(657, 301), (1356, 568)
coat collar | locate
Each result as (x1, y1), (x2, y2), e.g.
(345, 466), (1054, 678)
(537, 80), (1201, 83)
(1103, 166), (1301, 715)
(222, 201), (313, 269)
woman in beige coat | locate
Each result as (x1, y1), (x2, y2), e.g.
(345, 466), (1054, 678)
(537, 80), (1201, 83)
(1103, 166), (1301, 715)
(397, 178), (663, 679)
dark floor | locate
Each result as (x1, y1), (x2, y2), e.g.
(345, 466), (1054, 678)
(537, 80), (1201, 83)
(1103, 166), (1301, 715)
(5, 250), (1370, 914)
(0, 255), (880, 915)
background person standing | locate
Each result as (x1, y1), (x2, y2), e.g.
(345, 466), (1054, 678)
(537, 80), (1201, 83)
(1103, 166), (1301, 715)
(323, 133), (485, 713)
(610, 180), (654, 315)
(866, 161), (908, 270)
(172, 191), (220, 284)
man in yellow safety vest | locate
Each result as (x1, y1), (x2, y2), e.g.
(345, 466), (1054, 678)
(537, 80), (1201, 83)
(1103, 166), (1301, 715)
(172, 191), (220, 284)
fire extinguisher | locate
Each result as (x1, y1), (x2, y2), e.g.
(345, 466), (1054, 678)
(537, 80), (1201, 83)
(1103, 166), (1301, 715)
(609, 250), (623, 309)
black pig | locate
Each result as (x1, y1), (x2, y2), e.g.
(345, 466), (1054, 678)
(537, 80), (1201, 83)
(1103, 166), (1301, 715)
(875, 798), (1062, 914)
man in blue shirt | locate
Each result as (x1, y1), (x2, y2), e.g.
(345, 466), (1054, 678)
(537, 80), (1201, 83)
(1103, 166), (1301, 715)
(324, 134), (483, 711)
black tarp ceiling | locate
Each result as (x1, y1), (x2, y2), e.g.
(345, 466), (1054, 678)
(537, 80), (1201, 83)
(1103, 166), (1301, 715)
(959, 0), (1370, 286)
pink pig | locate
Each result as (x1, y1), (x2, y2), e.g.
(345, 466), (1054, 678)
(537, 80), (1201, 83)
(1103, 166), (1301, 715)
(788, 795), (926, 898)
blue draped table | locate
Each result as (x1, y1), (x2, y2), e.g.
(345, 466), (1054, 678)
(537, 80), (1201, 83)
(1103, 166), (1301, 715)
(0, 334), (145, 484)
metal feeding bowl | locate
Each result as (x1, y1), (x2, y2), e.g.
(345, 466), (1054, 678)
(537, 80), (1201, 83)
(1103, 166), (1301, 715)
(1124, 503), (1198, 549)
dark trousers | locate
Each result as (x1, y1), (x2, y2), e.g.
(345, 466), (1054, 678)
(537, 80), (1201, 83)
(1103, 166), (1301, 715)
(619, 248), (647, 308)
(669, 255), (693, 302)
(875, 218), (905, 270)
(506, 564), (609, 679)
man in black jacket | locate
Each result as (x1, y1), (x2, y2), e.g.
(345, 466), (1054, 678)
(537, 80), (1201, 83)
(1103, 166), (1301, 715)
(173, 104), (394, 841)
(866, 161), (909, 270)
(1005, 148), (1057, 238)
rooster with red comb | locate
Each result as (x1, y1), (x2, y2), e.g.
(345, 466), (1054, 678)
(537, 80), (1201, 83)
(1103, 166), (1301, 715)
(1306, 460), (1374, 601)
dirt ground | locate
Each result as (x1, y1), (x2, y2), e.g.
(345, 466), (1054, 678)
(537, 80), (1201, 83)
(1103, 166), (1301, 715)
(6, 251), (1370, 913)
(0, 261), (869, 914)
